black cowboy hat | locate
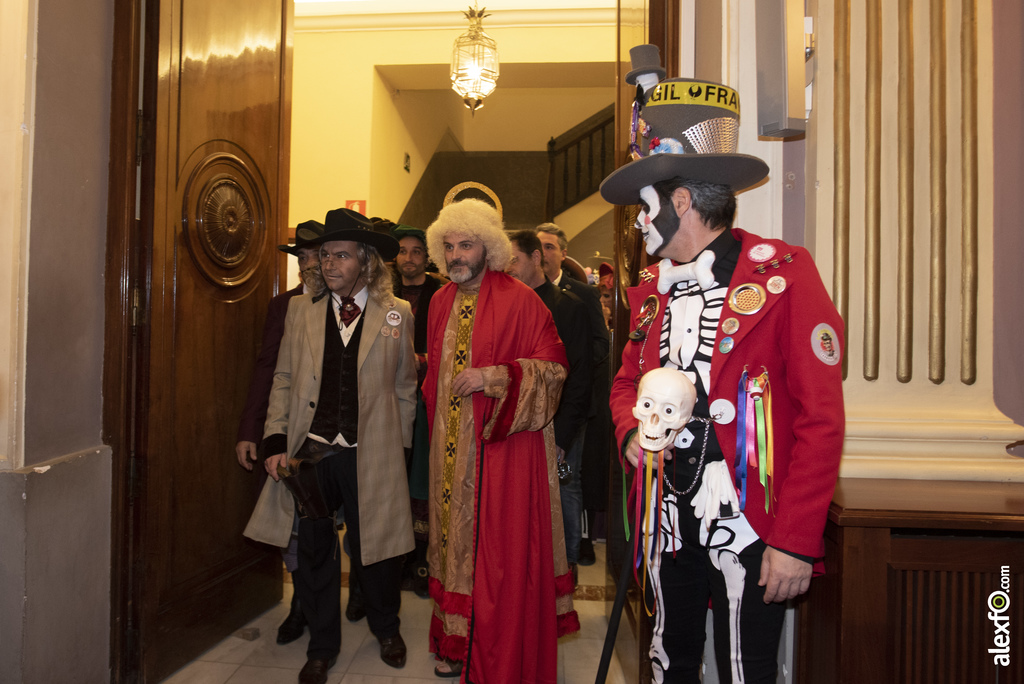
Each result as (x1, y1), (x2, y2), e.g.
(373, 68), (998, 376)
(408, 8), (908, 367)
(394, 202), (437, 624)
(277, 219), (326, 256)
(308, 208), (400, 261)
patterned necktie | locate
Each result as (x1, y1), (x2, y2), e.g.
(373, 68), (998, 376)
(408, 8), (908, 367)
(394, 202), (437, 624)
(337, 296), (360, 326)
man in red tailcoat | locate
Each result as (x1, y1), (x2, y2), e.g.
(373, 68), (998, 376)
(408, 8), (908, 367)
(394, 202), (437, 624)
(600, 45), (845, 683)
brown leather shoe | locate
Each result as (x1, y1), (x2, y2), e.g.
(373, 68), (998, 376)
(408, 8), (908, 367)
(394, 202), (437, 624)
(378, 633), (407, 668)
(298, 656), (337, 684)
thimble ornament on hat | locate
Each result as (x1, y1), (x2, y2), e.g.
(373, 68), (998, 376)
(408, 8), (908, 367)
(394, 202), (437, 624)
(600, 44), (769, 205)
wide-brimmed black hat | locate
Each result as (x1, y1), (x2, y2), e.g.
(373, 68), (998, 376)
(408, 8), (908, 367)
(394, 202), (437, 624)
(600, 47), (769, 205)
(278, 219), (326, 256)
(310, 208), (400, 261)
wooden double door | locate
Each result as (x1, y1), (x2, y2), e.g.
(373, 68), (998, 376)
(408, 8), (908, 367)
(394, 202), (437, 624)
(107, 0), (292, 680)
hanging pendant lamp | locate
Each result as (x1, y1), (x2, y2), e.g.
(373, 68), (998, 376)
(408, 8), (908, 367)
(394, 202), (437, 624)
(450, 4), (499, 113)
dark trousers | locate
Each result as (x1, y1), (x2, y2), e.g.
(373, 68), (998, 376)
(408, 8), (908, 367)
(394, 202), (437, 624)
(296, 443), (403, 660)
(644, 491), (786, 683)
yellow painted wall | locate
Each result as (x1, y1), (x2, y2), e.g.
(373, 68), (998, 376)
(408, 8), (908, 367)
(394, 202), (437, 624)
(368, 77), (465, 223)
(457, 87), (613, 152)
(290, 23), (614, 228)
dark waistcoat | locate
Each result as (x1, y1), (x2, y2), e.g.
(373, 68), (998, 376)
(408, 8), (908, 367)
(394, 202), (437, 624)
(309, 299), (362, 444)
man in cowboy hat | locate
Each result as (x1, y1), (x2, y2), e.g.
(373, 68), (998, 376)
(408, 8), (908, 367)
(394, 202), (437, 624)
(235, 219), (326, 646)
(602, 45), (845, 683)
(244, 208), (417, 684)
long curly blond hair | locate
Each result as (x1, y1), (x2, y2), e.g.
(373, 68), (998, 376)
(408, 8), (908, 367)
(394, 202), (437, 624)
(425, 199), (512, 277)
(357, 243), (396, 307)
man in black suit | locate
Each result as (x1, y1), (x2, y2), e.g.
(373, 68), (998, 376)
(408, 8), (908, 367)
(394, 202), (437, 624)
(537, 223), (612, 567)
(507, 230), (592, 577)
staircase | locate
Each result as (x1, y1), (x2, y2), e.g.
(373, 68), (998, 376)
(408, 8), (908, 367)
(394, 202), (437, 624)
(546, 104), (615, 220)
(399, 104), (615, 231)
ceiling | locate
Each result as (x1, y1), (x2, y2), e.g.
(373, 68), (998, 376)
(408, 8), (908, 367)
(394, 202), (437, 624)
(295, 1), (618, 91)
(294, 0), (615, 15)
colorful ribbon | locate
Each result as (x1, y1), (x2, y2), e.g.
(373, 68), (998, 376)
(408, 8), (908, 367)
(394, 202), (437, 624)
(734, 368), (773, 513)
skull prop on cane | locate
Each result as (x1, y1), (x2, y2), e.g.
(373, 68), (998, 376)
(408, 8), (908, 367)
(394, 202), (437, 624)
(633, 368), (697, 451)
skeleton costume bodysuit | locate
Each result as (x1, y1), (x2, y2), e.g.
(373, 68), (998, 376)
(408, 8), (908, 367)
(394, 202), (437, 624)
(643, 229), (785, 684)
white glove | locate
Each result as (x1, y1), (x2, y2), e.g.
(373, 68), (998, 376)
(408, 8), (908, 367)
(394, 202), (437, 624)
(690, 460), (740, 530)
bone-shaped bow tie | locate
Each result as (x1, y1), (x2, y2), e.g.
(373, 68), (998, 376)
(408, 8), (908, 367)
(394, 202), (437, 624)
(657, 250), (717, 294)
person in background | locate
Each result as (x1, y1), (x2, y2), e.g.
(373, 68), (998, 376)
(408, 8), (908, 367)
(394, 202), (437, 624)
(235, 219), (325, 646)
(390, 222), (447, 598)
(536, 223), (612, 567)
(506, 229), (592, 583)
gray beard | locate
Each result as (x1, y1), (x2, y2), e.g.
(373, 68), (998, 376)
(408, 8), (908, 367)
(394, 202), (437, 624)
(300, 265), (326, 295)
(448, 260), (484, 284)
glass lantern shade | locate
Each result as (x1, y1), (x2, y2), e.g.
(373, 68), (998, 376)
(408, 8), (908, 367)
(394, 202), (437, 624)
(450, 10), (499, 112)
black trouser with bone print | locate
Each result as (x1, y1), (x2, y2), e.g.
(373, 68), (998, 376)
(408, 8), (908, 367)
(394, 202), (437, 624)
(643, 492), (786, 683)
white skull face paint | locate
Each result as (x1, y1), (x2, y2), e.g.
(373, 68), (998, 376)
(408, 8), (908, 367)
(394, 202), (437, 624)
(637, 184), (685, 257)
(637, 185), (664, 256)
(632, 368), (697, 451)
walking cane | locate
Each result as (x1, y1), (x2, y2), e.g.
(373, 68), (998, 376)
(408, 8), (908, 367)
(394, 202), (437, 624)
(594, 540), (636, 684)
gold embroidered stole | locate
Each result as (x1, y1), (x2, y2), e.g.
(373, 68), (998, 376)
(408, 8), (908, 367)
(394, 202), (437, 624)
(439, 292), (477, 579)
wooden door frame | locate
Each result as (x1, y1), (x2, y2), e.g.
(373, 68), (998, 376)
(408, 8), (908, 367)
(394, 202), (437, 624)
(105, 0), (155, 679)
(609, 2), (679, 681)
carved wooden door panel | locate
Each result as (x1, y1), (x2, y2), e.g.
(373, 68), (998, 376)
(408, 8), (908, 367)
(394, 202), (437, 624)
(137, 0), (291, 679)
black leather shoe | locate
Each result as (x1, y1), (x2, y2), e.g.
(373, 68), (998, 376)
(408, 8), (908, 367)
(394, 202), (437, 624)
(345, 588), (366, 622)
(578, 538), (596, 566)
(277, 596), (306, 645)
(378, 633), (407, 668)
(298, 656), (337, 684)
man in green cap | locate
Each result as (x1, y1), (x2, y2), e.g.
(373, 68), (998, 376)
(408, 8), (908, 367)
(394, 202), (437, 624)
(390, 222), (447, 598)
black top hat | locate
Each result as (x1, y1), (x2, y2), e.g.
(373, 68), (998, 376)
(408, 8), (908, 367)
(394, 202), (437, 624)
(278, 219), (326, 256)
(600, 46), (769, 205)
(310, 208), (400, 261)
(625, 44), (666, 86)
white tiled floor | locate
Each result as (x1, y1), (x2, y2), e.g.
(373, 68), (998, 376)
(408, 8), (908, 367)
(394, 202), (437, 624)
(163, 543), (627, 684)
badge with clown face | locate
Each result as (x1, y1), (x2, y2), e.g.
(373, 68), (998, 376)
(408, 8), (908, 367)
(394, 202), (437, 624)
(633, 368), (698, 452)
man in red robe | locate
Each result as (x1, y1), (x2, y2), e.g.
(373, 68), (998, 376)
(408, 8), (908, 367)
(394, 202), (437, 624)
(421, 198), (580, 682)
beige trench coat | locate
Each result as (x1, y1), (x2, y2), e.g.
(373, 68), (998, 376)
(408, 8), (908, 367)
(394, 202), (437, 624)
(243, 291), (417, 566)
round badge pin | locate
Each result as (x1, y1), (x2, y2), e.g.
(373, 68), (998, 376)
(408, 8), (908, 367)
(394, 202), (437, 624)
(381, 326), (391, 337)
(719, 336), (734, 353)
(721, 317), (740, 335)
(748, 243), (776, 263)
(728, 283), (767, 315)
(392, 327), (400, 339)
(629, 295), (660, 341)
(710, 398), (736, 425)
(386, 310), (402, 326)
(767, 275), (786, 295)
(811, 323), (841, 365)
